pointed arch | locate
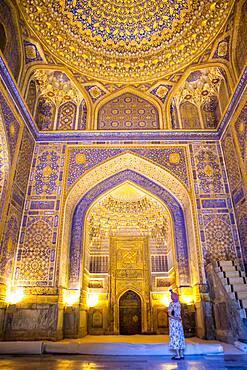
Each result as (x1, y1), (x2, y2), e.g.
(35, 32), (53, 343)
(119, 290), (142, 334)
(35, 95), (56, 131)
(180, 101), (201, 129)
(57, 101), (77, 130)
(59, 153), (200, 290)
(78, 99), (87, 130)
(165, 62), (234, 128)
(70, 170), (189, 286)
(0, 0), (23, 81)
(94, 86), (164, 130)
(26, 80), (36, 116)
(22, 64), (92, 129)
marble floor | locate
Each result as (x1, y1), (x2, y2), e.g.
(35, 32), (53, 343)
(0, 354), (247, 370)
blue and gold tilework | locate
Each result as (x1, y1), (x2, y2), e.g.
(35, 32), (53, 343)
(98, 93), (159, 130)
(190, 142), (241, 265)
(17, 0), (234, 82)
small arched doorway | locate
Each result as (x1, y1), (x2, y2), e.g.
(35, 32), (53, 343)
(119, 290), (141, 335)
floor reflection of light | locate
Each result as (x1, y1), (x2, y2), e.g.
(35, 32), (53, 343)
(159, 364), (178, 370)
(81, 362), (98, 370)
(54, 358), (76, 369)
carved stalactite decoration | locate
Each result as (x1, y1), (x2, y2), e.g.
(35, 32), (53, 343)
(170, 67), (230, 129)
(17, 0), (234, 82)
(27, 70), (87, 132)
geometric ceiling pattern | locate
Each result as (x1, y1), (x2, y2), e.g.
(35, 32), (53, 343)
(18, 0), (234, 82)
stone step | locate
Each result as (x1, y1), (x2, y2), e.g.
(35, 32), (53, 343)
(218, 261), (234, 267)
(232, 284), (247, 292)
(221, 277), (246, 289)
(228, 277), (246, 285)
(217, 270), (241, 279)
(237, 292), (247, 300)
(218, 261), (244, 273)
(221, 265), (238, 273)
(216, 264), (241, 273)
(225, 270), (243, 278)
(44, 341), (224, 356)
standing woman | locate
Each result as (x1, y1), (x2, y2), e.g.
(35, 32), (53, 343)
(168, 289), (185, 360)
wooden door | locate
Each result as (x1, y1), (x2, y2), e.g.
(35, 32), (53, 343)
(119, 290), (141, 334)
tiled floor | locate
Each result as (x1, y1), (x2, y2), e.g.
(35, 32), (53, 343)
(0, 355), (247, 370)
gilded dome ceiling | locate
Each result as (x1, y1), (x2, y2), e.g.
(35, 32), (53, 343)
(19, 0), (234, 82)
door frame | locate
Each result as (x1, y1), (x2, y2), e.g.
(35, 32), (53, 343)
(109, 236), (152, 334)
(118, 290), (142, 335)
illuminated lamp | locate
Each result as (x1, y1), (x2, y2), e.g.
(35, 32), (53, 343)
(181, 295), (194, 305)
(5, 285), (24, 305)
(160, 293), (171, 307)
(87, 293), (99, 308)
(63, 290), (80, 306)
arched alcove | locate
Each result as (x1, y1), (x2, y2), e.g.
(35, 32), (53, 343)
(57, 101), (77, 130)
(166, 64), (233, 129)
(98, 92), (159, 130)
(0, 0), (22, 80)
(83, 180), (176, 334)
(70, 170), (190, 287)
(35, 96), (56, 130)
(180, 101), (201, 129)
(59, 153), (200, 293)
(94, 87), (164, 130)
(26, 80), (36, 116)
(119, 290), (142, 334)
(24, 67), (91, 131)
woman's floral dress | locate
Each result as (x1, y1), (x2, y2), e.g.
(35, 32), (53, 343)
(168, 301), (185, 350)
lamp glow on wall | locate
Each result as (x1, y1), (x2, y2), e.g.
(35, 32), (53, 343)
(63, 290), (80, 306)
(87, 293), (99, 308)
(5, 285), (24, 305)
(160, 293), (171, 307)
(181, 295), (194, 305)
